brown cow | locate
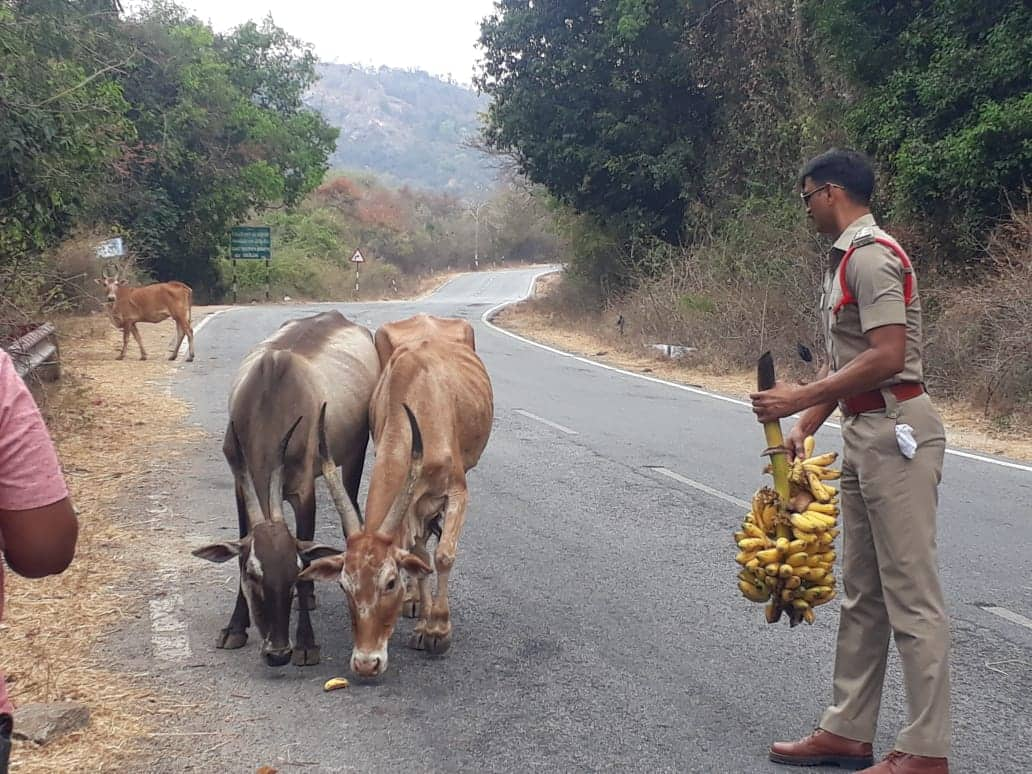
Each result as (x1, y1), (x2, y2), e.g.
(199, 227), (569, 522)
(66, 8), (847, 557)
(95, 272), (195, 361)
(301, 314), (493, 677)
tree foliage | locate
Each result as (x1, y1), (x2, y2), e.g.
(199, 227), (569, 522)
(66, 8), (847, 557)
(807, 1), (1031, 253)
(684, 1), (849, 208)
(478, 0), (1030, 281)
(223, 171), (562, 299)
(0, 1), (131, 256)
(477, 0), (712, 243)
(0, 1), (338, 297)
(101, 5), (338, 292)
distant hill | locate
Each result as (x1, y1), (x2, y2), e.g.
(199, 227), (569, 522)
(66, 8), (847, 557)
(306, 64), (501, 195)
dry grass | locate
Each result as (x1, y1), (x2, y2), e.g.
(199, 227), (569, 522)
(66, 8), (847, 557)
(4, 313), (202, 773)
(922, 207), (1032, 425)
(495, 272), (1032, 462)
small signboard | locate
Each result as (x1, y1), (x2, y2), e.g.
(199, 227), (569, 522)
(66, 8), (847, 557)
(351, 249), (365, 264)
(231, 226), (271, 259)
(95, 237), (125, 259)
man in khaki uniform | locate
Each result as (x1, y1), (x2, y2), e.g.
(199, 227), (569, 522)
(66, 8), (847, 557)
(750, 149), (950, 774)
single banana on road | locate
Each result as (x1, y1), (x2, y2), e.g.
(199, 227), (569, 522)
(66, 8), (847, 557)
(733, 434), (842, 626)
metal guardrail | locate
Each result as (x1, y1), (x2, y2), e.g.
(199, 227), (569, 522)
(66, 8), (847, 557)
(3, 323), (61, 382)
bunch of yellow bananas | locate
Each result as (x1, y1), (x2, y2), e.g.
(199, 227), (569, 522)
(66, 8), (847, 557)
(734, 435), (841, 625)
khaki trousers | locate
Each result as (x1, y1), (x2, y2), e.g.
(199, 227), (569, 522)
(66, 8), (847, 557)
(820, 391), (951, 757)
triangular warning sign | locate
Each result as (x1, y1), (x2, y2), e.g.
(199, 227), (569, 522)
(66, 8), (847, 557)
(350, 249), (365, 263)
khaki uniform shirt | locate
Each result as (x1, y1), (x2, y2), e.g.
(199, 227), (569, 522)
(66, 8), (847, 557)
(820, 214), (924, 386)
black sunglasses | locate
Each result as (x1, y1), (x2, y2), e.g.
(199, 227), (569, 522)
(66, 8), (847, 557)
(800, 182), (845, 203)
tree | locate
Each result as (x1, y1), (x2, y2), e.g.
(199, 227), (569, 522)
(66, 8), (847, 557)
(477, 0), (712, 245)
(808, 0), (1032, 257)
(98, 4), (338, 292)
(0, 1), (132, 257)
(680, 1), (849, 210)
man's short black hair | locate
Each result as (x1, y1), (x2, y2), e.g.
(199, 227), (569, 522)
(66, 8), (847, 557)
(799, 148), (875, 205)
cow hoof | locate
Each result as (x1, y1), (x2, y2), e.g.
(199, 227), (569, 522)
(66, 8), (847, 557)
(139, 355), (147, 361)
(409, 631), (451, 654)
(216, 628), (248, 650)
(291, 646), (320, 666)
(425, 632), (452, 655)
(115, 355), (125, 361)
(402, 600), (421, 618)
(186, 354), (195, 363)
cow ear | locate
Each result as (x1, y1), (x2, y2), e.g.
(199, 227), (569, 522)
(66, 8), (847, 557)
(298, 554), (345, 582)
(392, 546), (432, 578)
(117, 279), (128, 286)
(94, 277), (106, 286)
(192, 540), (244, 563)
(296, 540), (344, 562)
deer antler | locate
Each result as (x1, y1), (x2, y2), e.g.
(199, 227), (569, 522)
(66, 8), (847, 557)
(116, 257), (133, 281)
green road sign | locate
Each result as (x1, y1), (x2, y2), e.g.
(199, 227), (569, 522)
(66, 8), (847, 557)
(230, 226), (271, 259)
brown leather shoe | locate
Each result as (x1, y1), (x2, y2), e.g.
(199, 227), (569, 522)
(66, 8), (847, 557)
(770, 728), (874, 769)
(858, 751), (949, 773)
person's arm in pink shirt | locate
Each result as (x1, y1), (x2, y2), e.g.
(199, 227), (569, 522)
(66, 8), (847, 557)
(0, 350), (77, 578)
(1, 500), (77, 578)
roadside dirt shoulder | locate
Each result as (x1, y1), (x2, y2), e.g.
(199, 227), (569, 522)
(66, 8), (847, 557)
(4, 313), (209, 773)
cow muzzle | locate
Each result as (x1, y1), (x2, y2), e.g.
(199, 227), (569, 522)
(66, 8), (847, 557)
(351, 648), (387, 677)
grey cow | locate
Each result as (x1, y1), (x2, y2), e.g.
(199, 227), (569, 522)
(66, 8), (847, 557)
(192, 311), (379, 666)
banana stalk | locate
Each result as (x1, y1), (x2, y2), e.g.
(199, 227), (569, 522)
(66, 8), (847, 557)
(757, 352), (795, 624)
(757, 352), (792, 538)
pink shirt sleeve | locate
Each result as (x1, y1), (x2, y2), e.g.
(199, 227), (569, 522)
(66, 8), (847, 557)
(0, 349), (69, 511)
(1, 349), (70, 714)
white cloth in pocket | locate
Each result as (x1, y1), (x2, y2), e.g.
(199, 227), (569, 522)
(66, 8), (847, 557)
(895, 423), (917, 459)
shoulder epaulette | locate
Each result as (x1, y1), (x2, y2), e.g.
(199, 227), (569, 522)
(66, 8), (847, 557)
(851, 226), (876, 247)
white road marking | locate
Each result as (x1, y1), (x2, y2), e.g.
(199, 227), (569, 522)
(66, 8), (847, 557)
(514, 408), (578, 435)
(150, 567), (192, 662)
(646, 466), (750, 508)
(937, 448), (1032, 473)
(174, 307), (233, 359)
(481, 269), (1032, 474)
(981, 606), (1032, 631)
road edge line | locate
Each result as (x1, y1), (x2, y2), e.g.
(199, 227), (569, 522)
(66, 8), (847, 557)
(480, 269), (1032, 473)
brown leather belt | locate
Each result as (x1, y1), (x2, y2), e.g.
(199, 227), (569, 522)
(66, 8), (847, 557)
(841, 382), (924, 416)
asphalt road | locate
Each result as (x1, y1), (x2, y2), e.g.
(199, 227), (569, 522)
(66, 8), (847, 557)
(138, 267), (1031, 773)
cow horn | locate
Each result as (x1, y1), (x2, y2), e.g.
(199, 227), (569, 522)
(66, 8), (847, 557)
(230, 422), (263, 530)
(317, 403), (363, 538)
(377, 404), (424, 537)
(268, 416), (303, 523)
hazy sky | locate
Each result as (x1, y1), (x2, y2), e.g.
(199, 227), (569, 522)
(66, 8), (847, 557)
(127, 1), (498, 86)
